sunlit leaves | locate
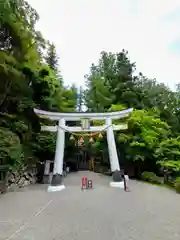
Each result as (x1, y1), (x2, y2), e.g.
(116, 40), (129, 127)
(156, 137), (180, 171)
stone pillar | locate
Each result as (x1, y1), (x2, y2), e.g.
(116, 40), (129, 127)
(106, 118), (122, 182)
(49, 118), (65, 191)
(44, 160), (51, 175)
(43, 160), (50, 184)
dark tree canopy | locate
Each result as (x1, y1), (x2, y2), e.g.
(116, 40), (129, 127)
(0, 0), (77, 169)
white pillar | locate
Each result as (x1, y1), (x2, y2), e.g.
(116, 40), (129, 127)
(53, 118), (65, 175)
(106, 118), (123, 187)
(106, 118), (120, 172)
(48, 118), (66, 192)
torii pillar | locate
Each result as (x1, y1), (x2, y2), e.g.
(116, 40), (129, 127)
(106, 117), (122, 183)
(50, 118), (66, 191)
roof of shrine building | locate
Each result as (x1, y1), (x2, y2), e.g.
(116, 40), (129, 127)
(34, 108), (133, 121)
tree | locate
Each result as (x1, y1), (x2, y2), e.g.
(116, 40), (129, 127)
(155, 137), (180, 172)
(85, 50), (140, 111)
(117, 109), (170, 174)
(0, 0), (78, 172)
(45, 42), (59, 72)
(85, 64), (114, 112)
(134, 74), (179, 134)
(61, 84), (78, 112)
(0, 127), (23, 168)
(84, 50), (180, 175)
(77, 86), (84, 112)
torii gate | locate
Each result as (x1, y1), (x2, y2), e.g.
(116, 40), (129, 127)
(34, 108), (133, 192)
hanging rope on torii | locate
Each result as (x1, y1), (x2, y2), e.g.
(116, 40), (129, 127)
(59, 122), (113, 146)
(69, 122), (110, 146)
(70, 132), (103, 146)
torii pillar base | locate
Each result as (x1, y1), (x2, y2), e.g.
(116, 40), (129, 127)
(109, 181), (124, 188)
(110, 170), (124, 188)
(112, 170), (122, 181)
(47, 174), (65, 192)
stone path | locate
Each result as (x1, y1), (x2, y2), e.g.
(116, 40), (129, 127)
(0, 171), (180, 240)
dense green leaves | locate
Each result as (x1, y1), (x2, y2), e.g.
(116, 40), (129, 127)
(0, 127), (23, 167)
(85, 50), (180, 175)
(122, 109), (170, 163)
(156, 137), (180, 171)
(45, 42), (59, 72)
(0, 0), (77, 169)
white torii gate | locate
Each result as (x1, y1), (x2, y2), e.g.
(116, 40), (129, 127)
(34, 108), (133, 192)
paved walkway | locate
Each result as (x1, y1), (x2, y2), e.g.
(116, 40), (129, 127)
(0, 171), (180, 240)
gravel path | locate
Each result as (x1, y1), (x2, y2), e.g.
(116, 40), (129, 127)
(0, 171), (180, 240)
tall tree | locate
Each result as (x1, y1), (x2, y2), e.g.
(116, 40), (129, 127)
(77, 86), (84, 112)
(45, 42), (59, 72)
(0, 0), (78, 172)
(85, 50), (138, 111)
(85, 49), (180, 176)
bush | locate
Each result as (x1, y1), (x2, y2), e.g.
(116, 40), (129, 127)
(0, 127), (24, 167)
(141, 171), (156, 181)
(141, 171), (162, 184)
(174, 177), (180, 193)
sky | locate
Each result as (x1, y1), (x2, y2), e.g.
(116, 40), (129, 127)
(28, 0), (180, 90)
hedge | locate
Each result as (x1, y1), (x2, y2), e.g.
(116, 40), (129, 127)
(141, 171), (163, 184)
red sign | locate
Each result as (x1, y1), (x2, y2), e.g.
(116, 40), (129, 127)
(81, 176), (88, 189)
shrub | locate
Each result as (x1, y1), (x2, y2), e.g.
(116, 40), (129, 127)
(141, 171), (156, 181)
(174, 177), (180, 193)
(151, 175), (163, 184)
(0, 127), (24, 168)
(141, 171), (162, 184)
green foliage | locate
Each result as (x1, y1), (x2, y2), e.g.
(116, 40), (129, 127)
(33, 133), (56, 160)
(61, 85), (78, 112)
(0, 127), (24, 167)
(108, 104), (127, 112)
(0, 0), (78, 171)
(117, 109), (170, 164)
(141, 171), (162, 184)
(77, 86), (84, 112)
(158, 160), (180, 172)
(45, 42), (59, 72)
(155, 137), (180, 172)
(85, 49), (180, 183)
(174, 177), (180, 193)
(85, 70), (113, 112)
